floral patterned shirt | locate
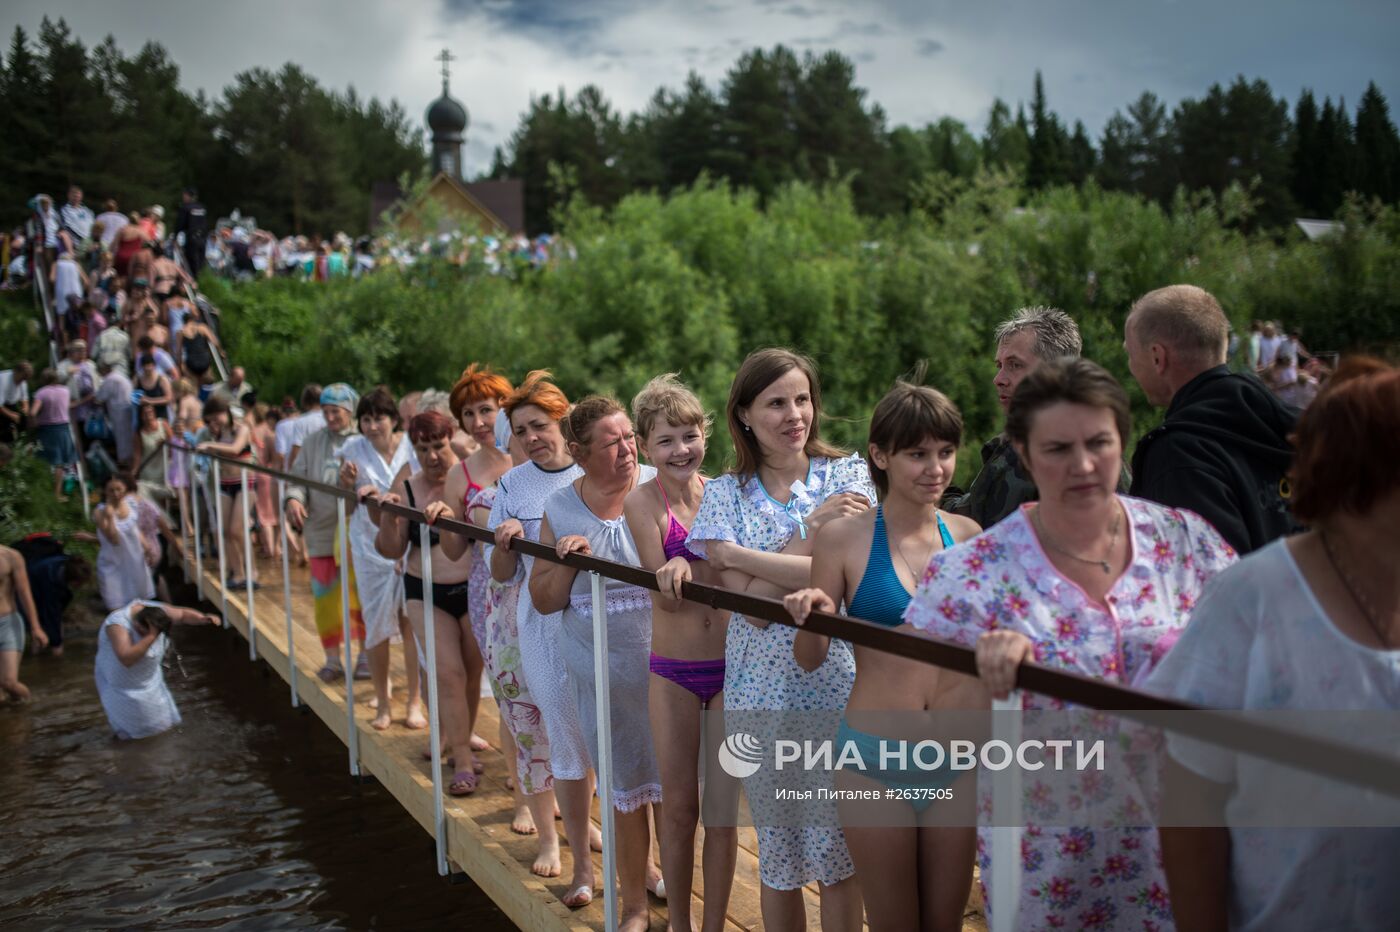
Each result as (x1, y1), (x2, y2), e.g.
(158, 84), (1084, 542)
(904, 496), (1236, 931)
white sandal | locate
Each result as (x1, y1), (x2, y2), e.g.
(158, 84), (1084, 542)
(562, 884), (593, 908)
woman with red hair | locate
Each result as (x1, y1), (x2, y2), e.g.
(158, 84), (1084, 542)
(1151, 357), (1400, 930)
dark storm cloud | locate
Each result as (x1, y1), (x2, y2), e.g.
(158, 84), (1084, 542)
(915, 38), (944, 57)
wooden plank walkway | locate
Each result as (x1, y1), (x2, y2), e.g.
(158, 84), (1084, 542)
(177, 542), (986, 931)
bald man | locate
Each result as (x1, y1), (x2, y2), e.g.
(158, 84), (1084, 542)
(1124, 284), (1300, 553)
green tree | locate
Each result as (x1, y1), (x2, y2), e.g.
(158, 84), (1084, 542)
(716, 46), (802, 202)
(1316, 97), (1355, 215)
(1174, 77), (1294, 225)
(1067, 120), (1096, 186)
(0, 26), (55, 209)
(1096, 92), (1175, 203)
(1026, 71), (1071, 189)
(1290, 90), (1325, 215)
(1353, 82), (1400, 203)
(981, 97), (1029, 175)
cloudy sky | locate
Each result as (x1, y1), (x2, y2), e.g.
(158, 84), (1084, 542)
(4, 0), (1397, 174)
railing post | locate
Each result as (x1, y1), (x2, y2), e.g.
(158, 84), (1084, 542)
(241, 466), (256, 661)
(989, 691), (1024, 932)
(280, 478), (298, 708)
(590, 570), (618, 932)
(338, 497), (360, 777)
(178, 448), (191, 584)
(192, 453), (204, 602)
(213, 459), (228, 626)
(421, 520), (448, 875)
(71, 419), (89, 519)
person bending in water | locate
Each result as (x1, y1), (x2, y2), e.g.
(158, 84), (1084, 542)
(94, 601), (219, 739)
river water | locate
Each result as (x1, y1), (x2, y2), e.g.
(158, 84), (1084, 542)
(0, 607), (513, 931)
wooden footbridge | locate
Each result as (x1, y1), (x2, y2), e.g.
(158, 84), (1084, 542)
(173, 525), (987, 931)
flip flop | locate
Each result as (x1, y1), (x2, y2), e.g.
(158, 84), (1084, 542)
(448, 770), (478, 797)
(562, 884), (593, 909)
(648, 876), (666, 900)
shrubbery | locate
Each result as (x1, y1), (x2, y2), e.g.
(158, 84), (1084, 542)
(205, 176), (1400, 477)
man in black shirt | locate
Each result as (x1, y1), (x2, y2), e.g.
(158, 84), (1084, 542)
(1125, 284), (1300, 553)
(174, 187), (207, 278)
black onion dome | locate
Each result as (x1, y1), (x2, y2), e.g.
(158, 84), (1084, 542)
(426, 87), (468, 137)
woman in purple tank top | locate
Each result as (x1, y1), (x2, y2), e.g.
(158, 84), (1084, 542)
(623, 375), (736, 932)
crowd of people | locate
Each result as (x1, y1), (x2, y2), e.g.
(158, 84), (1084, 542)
(198, 226), (566, 282)
(3, 193), (1395, 930)
(143, 282), (1384, 932)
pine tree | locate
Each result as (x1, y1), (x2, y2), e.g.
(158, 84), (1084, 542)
(982, 97), (1029, 173)
(0, 26), (55, 209)
(1315, 97), (1355, 215)
(1353, 82), (1400, 203)
(1096, 92), (1175, 202)
(1026, 71), (1070, 189)
(1290, 90), (1324, 214)
(1067, 120), (1096, 185)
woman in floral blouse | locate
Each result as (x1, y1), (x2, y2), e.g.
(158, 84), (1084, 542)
(905, 357), (1237, 931)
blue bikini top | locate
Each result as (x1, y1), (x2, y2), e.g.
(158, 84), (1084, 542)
(847, 505), (954, 628)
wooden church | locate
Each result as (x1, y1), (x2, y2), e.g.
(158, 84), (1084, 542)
(371, 51), (525, 235)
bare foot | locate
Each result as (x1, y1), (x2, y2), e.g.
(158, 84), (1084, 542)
(371, 707), (392, 731)
(619, 904), (651, 932)
(589, 824), (603, 852)
(512, 802), (538, 835)
(367, 696), (379, 710)
(531, 834), (561, 877)
(505, 775), (516, 792)
(404, 702), (428, 730)
(469, 732), (490, 752)
(562, 874), (595, 908)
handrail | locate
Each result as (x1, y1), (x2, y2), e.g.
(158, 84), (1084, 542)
(168, 439), (1400, 800)
(169, 241), (230, 384)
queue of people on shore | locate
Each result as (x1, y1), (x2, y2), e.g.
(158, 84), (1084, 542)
(217, 281), (1394, 932)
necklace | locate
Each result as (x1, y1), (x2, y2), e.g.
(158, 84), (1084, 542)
(1320, 530), (1396, 649)
(889, 508), (942, 585)
(1033, 504), (1121, 575)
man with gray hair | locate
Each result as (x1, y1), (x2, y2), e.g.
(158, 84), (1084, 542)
(1125, 284), (1298, 553)
(947, 305), (1125, 528)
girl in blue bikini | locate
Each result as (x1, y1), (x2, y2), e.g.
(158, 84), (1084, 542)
(624, 374), (737, 932)
(786, 377), (982, 932)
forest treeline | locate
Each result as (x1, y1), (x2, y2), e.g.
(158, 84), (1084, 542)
(200, 176), (1400, 476)
(2, 18), (1398, 236)
(0, 18), (423, 234)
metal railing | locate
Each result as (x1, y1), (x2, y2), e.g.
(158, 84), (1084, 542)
(168, 441), (1400, 932)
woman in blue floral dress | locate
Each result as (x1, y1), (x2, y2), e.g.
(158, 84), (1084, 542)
(674, 348), (875, 930)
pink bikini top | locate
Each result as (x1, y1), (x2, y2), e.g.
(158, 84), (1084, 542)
(459, 462), (484, 509)
(659, 480), (702, 563)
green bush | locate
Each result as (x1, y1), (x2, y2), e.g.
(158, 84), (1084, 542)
(207, 176), (1400, 478)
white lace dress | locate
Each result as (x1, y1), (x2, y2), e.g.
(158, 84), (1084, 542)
(94, 601), (179, 740)
(686, 454), (875, 890)
(544, 468), (661, 812)
(340, 434), (415, 648)
(486, 460), (591, 781)
(96, 498), (156, 611)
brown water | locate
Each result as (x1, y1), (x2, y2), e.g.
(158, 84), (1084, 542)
(0, 603), (514, 931)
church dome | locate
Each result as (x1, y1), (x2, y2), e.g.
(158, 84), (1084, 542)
(427, 86), (468, 137)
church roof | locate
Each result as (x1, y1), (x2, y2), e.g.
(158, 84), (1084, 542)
(427, 84), (468, 137)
